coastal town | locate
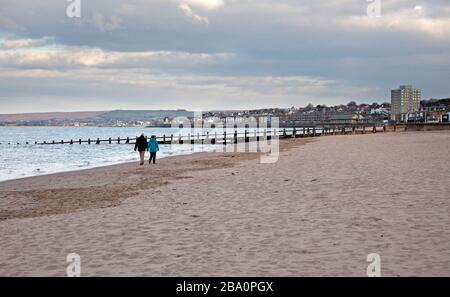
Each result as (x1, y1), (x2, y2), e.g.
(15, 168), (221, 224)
(2, 0), (450, 281)
(1, 85), (449, 128)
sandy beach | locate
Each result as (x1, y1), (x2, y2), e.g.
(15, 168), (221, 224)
(1, 131), (450, 276)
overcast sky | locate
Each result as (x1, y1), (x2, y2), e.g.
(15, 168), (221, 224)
(1, 0), (450, 113)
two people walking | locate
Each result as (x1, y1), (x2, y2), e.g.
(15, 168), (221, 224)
(134, 134), (159, 166)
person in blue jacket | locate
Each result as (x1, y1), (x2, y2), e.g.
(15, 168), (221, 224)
(147, 135), (160, 164)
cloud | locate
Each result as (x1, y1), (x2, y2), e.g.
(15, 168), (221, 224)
(342, 6), (450, 39)
(177, 0), (225, 24)
(0, 14), (19, 30)
(0, 66), (357, 111)
(183, 0), (225, 10)
(0, 37), (52, 49)
(0, 0), (450, 113)
(0, 41), (234, 68)
(178, 3), (209, 24)
(86, 12), (123, 32)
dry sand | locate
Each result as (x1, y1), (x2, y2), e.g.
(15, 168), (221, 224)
(0, 131), (449, 276)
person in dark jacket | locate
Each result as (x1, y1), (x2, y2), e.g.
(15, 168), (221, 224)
(134, 134), (148, 165)
(147, 135), (160, 164)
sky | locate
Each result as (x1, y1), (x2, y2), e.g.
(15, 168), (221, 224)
(1, 0), (450, 113)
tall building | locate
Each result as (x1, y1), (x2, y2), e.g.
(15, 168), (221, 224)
(391, 85), (421, 121)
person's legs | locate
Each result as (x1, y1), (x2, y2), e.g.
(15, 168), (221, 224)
(139, 151), (145, 165)
(149, 152), (156, 164)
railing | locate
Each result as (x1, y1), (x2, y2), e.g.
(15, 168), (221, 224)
(0, 125), (395, 145)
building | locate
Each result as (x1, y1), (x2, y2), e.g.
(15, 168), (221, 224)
(420, 104), (447, 123)
(391, 85), (421, 122)
(329, 113), (367, 125)
(285, 111), (331, 123)
(442, 113), (450, 123)
(281, 111), (374, 126)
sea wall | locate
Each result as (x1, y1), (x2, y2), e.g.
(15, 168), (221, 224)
(405, 123), (450, 131)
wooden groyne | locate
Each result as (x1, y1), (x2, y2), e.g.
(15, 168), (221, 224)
(1, 125), (397, 146)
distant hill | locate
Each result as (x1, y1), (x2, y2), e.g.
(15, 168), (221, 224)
(422, 98), (450, 107)
(99, 110), (194, 121)
(0, 111), (109, 122)
(0, 110), (194, 123)
(438, 98), (450, 106)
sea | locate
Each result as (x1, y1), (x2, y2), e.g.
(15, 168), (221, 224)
(0, 126), (223, 182)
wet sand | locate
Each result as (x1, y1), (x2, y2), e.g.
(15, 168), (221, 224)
(1, 131), (449, 276)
